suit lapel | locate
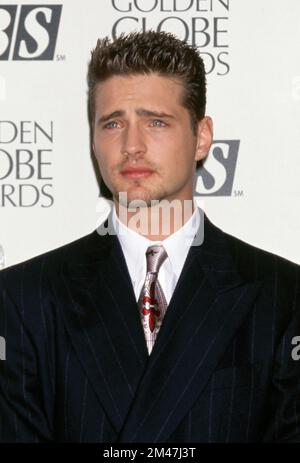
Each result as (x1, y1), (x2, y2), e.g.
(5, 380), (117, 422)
(51, 218), (148, 435)
(118, 214), (262, 442)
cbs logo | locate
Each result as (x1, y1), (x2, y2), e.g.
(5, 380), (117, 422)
(195, 140), (240, 196)
(0, 4), (62, 60)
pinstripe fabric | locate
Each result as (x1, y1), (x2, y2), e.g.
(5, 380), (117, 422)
(0, 212), (300, 442)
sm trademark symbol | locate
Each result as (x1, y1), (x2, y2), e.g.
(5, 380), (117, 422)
(234, 189), (244, 197)
(56, 54), (66, 61)
(0, 4), (62, 61)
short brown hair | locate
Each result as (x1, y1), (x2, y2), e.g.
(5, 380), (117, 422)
(88, 30), (206, 129)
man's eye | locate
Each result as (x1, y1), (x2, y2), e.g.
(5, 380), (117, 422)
(151, 119), (166, 127)
(104, 121), (119, 129)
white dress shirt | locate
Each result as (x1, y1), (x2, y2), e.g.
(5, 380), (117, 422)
(112, 203), (201, 304)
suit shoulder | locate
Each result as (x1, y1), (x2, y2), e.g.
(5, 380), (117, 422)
(0, 230), (102, 283)
(221, 227), (299, 281)
(224, 229), (298, 265)
(204, 214), (299, 283)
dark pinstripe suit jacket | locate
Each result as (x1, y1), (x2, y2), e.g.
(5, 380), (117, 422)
(0, 212), (300, 443)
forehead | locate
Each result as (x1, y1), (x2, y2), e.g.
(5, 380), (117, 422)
(93, 73), (185, 113)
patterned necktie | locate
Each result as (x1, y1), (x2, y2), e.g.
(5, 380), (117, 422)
(138, 245), (168, 355)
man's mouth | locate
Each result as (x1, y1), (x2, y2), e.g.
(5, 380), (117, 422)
(120, 166), (155, 179)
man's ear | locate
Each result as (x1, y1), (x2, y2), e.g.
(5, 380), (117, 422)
(195, 116), (213, 162)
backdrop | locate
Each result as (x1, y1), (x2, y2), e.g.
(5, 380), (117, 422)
(1, 0), (299, 268)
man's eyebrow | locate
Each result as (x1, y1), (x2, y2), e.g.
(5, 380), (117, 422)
(97, 110), (125, 124)
(97, 108), (175, 125)
(136, 109), (175, 119)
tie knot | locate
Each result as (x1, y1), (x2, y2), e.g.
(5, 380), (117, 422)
(145, 245), (167, 274)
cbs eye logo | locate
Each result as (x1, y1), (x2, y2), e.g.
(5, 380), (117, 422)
(0, 4), (62, 61)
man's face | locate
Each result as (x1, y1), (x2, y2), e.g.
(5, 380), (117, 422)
(92, 73), (212, 207)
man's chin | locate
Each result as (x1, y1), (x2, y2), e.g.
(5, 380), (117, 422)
(114, 190), (162, 209)
(119, 196), (156, 209)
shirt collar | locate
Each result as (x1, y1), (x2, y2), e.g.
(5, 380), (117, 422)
(111, 201), (201, 283)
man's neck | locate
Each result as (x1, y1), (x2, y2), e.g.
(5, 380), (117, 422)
(114, 199), (195, 241)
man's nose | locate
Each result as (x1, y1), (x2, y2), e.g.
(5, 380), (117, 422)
(121, 123), (146, 158)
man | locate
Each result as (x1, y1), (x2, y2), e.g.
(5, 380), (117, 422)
(0, 31), (300, 443)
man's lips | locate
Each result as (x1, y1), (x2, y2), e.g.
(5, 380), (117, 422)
(120, 167), (155, 179)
